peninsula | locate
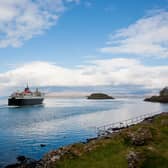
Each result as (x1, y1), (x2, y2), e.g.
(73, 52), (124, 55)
(144, 87), (168, 103)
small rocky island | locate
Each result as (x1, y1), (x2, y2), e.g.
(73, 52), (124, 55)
(87, 93), (114, 99)
(144, 87), (168, 103)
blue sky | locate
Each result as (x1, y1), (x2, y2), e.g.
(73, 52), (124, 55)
(0, 0), (168, 94)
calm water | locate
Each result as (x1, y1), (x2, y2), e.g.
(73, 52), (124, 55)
(0, 97), (168, 167)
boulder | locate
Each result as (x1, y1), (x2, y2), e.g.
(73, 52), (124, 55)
(40, 144), (46, 147)
(16, 156), (26, 163)
(5, 158), (37, 168)
(125, 127), (153, 146)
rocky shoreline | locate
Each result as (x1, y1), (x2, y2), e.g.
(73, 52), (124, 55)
(6, 112), (168, 168)
(144, 87), (168, 103)
(144, 95), (168, 103)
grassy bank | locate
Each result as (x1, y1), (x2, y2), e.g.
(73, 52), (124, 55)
(51, 113), (168, 168)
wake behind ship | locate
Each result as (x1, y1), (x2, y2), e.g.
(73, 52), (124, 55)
(8, 85), (44, 106)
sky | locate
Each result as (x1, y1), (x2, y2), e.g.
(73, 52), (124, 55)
(0, 0), (168, 95)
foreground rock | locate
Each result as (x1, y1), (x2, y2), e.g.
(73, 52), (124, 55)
(6, 157), (37, 168)
(126, 151), (143, 168)
(124, 127), (153, 146)
(144, 87), (168, 103)
(87, 93), (114, 99)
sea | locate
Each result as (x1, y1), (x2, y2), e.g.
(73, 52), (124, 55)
(0, 97), (168, 167)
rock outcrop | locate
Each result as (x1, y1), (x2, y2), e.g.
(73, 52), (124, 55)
(124, 127), (153, 146)
(6, 157), (37, 168)
(160, 87), (168, 96)
(126, 151), (142, 168)
(144, 87), (168, 103)
(87, 93), (114, 99)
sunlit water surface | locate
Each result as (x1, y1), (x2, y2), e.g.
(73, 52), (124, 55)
(0, 97), (168, 167)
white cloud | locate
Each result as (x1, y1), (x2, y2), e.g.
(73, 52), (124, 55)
(101, 10), (168, 58)
(0, 59), (167, 92)
(0, 0), (79, 48)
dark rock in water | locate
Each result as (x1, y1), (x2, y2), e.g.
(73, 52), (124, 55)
(5, 163), (20, 168)
(17, 155), (26, 162)
(87, 93), (114, 99)
(6, 157), (38, 168)
(40, 144), (46, 147)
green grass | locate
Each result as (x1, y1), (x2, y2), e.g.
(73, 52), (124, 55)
(141, 151), (168, 168)
(56, 139), (129, 168)
(53, 113), (168, 168)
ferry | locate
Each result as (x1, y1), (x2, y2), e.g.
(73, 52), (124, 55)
(8, 85), (44, 106)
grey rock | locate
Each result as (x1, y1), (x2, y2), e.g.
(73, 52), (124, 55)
(127, 151), (140, 168)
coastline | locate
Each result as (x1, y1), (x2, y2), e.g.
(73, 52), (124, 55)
(6, 112), (168, 168)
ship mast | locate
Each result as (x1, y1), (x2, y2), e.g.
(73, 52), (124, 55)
(26, 82), (30, 90)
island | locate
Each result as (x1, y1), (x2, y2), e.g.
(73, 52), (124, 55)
(87, 93), (114, 99)
(144, 87), (168, 103)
